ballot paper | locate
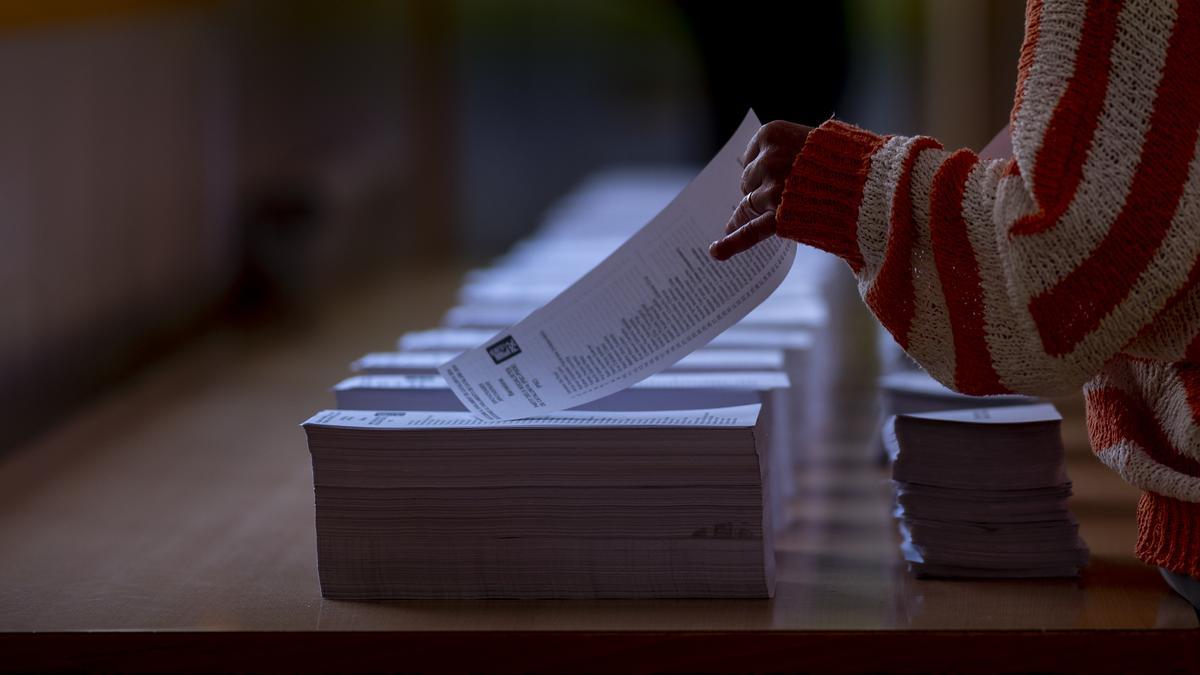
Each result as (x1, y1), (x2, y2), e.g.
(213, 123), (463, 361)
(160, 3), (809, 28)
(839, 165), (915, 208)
(883, 404), (1090, 578)
(873, 369), (1038, 464)
(442, 296), (826, 331)
(333, 372), (788, 413)
(303, 404), (774, 599)
(304, 404), (762, 430)
(354, 347), (786, 376)
(401, 326), (815, 354)
(399, 328), (505, 352)
(353, 350), (460, 375)
(333, 371), (794, 531)
(457, 274), (821, 307)
(438, 111), (798, 420)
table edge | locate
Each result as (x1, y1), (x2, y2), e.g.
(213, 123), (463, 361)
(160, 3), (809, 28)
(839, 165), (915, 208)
(3, 629), (1196, 673)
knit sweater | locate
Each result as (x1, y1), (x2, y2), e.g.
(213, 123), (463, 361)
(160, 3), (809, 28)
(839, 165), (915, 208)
(775, 0), (1200, 576)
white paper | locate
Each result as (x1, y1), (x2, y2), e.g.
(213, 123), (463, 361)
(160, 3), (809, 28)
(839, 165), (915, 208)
(633, 371), (790, 391)
(709, 327), (814, 351)
(879, 370), (1035, 406)
(457, 275), (820, 307)
(439, 111), (797, 419)
(399, 329), (493, 351)
(665, 348), (785, 371)
(401, 326), (815, 353)
(336, 370), (790, 395)
(303, 404), (762, 430)
(335, 374), (447, 391)
(442, 296), (825, 331)
(879, 370), (962, 397)
(901, 403), (1062, 425)
(352, 351), (460, 373)
(359, 347), (788, 375)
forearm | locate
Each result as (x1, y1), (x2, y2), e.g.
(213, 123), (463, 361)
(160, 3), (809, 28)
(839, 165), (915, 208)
(776, 122), (1056, 395)
(775, 115), (1197, 397)
(775, 0), (1200, 396)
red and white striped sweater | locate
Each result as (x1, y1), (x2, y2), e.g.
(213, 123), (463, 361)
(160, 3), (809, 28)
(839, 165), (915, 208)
(776, 0), (1200, 576)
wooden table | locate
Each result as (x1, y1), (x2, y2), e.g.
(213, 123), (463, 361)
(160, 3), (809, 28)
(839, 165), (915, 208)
(1, 264), (1196, 673)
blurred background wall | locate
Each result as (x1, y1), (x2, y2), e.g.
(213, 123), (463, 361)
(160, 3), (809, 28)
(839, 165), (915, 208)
(0, 0), (1024, 450)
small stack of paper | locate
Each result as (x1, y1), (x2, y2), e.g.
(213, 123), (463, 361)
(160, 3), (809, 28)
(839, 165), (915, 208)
(883, 404), (1089, 578)
(874, 369), (1038, 464)
(303, 405), (775, 599)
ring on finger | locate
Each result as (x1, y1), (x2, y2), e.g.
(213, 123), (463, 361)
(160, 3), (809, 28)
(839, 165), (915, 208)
(745, 190), (762, 216)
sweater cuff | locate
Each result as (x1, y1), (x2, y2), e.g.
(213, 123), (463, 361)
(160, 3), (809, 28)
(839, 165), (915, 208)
(1136, 491), (1200, 578)
(776, 120), (888, 273)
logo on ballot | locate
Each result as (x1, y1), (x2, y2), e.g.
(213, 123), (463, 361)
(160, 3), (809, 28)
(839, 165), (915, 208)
(487, 335), (522, 364)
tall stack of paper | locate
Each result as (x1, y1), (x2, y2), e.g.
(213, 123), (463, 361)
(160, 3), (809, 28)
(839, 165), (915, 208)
(303, 405), (775, 599)
(883, 404), (1089, 578)
(333, 370), (793, 531)
(703, 328), (814, 466)
(302, 121), (842, 602)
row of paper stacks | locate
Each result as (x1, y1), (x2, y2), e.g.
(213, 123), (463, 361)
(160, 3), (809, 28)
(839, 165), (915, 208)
(302, 169), (834, 599)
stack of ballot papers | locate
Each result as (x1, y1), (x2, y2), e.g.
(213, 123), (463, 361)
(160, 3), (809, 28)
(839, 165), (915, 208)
(883, 404), (1089, 578)
(874, 369), (1038, 463)
(302, 405), (775, 599)
(299, 143), (837, 600)
(333, 370), (794, 531)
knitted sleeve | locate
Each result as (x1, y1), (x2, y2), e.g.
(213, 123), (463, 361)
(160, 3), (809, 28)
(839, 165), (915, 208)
(776, 0), (1200, 396)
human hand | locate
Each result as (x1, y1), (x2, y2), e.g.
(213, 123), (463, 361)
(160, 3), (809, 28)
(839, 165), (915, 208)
(709, 120), (812, 261)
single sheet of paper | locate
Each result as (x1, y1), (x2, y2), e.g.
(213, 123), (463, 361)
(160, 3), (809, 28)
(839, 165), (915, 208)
(438, 111), (797, 419)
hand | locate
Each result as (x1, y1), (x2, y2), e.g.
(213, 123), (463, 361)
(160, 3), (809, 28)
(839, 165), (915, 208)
(709, 120), (811, 261)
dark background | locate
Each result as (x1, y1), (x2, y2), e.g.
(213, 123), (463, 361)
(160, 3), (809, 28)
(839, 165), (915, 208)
(0, 0), (1024, 450)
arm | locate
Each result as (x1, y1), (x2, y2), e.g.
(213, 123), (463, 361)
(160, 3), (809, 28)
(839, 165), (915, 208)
(714, 0), (1200, 397)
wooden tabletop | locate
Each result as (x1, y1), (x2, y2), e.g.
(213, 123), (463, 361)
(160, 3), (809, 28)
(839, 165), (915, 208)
(1, 264), (1196, 672)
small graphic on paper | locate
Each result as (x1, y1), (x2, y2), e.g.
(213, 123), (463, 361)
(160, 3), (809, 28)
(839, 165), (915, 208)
(487, 336), (522, 364)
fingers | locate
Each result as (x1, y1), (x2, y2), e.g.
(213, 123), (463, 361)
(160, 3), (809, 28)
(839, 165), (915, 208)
(739, 124), (770, 166)
(724, 192), (758, 236)
(741, 120), (812, 168)
(739, 154), (788, 195)
(709, 211), (778, 261)
(739, 120), (792, 166)
(725, 182), (782, 235)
